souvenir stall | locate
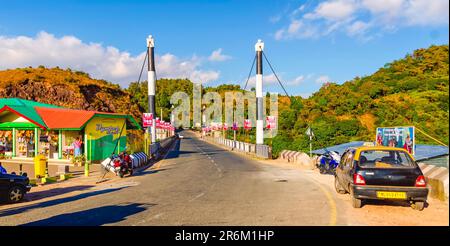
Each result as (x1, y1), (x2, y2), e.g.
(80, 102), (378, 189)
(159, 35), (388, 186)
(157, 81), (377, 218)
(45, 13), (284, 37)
(0, 98), (141, 162)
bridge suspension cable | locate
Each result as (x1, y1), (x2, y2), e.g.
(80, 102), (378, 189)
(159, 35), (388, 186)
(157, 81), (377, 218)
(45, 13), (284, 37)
(137, 48), (148, 84)
(243, 54), (256, 91)
(262, 51), (292, 99)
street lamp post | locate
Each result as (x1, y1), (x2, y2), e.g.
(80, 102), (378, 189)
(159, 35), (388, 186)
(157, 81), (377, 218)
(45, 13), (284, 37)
(171, 105), (174, 136)
(255, 39), (264, 146)
(202, 105), (206, 138)
(147, 35), (157, 145)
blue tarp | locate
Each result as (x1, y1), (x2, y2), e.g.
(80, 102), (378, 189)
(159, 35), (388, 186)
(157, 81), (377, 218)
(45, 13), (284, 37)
(311, 141), (366, 155)
(414, 144), (449, 161)
(312, 141), (449, 161)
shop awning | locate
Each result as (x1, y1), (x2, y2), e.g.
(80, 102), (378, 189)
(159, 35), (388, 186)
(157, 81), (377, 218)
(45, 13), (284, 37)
(0, 105), (47, 129)
(35, 107), (142, 130)
(0, 122), (38, 129)
(0, 98), (141, 131)
(35, 107), (96, 130)
(0, 98), (61, 129)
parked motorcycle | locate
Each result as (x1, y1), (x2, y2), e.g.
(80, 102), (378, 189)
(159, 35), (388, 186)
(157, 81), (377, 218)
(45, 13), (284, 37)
(318, 150), (341, 175)
(112, 150), (133, 178)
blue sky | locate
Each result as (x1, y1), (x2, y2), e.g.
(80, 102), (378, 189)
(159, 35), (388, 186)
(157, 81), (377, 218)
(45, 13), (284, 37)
(0, 0), (448, 97)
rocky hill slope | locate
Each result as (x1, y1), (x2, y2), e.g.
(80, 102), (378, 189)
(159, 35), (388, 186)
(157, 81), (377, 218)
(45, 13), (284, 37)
(0, 67), (143, 122)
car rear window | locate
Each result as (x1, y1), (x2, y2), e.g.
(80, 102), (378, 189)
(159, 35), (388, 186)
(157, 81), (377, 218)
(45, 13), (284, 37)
(358, 150), (415, 168)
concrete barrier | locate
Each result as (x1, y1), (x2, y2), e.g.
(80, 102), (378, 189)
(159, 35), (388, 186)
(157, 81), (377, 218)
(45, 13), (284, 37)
(295, 152), (314, 169)
(206, 137), (271, 159)
(279, 150), (289, 160)
(286, 151), (296, 162)
(256, 144), (271, 159)
(418, 162), (449, 201)
(277, 149), (315, 169)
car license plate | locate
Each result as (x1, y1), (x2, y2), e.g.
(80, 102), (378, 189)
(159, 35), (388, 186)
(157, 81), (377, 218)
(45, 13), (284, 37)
(376, 191), (407, 199)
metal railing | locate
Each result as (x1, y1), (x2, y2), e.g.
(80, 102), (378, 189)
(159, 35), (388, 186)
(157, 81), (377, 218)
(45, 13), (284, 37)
(206, 136), (271, 159)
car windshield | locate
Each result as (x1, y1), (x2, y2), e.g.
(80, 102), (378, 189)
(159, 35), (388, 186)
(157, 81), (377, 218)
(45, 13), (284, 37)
(358, 150), (415, 168)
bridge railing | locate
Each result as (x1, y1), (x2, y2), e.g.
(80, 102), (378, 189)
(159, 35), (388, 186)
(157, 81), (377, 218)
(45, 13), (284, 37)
(205, 136), (272, 159)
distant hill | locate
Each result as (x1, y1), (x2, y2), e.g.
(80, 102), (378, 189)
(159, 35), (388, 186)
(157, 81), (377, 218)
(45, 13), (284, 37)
(1, 45), (447, 157)
(0, 66), (143, 122)
(273, 44), (449, 156)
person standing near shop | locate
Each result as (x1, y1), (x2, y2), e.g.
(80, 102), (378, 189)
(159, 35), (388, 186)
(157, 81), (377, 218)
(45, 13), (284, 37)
(73, 137), (83, 157)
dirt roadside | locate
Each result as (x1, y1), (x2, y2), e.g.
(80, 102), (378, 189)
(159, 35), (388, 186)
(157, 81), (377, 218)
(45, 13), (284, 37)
(258, 158), (449, 226)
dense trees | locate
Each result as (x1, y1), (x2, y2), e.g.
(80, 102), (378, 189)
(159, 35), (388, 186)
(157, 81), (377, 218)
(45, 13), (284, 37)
(1, 45), (447, 158)
(269, 45), (448, 157)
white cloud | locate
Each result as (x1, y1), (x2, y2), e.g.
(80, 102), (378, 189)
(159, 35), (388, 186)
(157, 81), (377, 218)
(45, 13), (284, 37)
(403, 0), (449, 26)
(346, 20), (371, 37)
(306, 0), (357, 21)
(292, 4), (307, 16)
(362, 0), (404, 15)
(269, 15), (282, 23)
(275, 19), (321, 40)
(246, 73), (279, 87)
(208, 48), (232, 62)
(289, 75), (306, 86)
(274, 0), (449, 41)
(245, 74), (309, 90)
(316, 75), (331, 84)
(0, 31), (220, 87)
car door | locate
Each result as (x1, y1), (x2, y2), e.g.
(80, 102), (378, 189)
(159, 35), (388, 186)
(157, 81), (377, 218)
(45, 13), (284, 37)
(0, 173), (9, 193)
(336, 150), (349, 186)
(342, 150), (355, 188)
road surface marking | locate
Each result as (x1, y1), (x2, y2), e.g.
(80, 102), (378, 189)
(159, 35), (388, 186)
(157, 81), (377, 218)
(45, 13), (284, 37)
(307, 178), (338, 226)
(189, 192), (205, 202)
(152, 213), (164, 219)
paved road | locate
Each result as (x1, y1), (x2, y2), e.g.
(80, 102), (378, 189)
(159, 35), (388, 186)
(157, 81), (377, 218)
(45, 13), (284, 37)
(0, 130), (346, 226)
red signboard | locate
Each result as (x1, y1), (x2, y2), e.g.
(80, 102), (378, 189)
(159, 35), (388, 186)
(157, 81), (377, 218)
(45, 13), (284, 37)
(223, 123), (228, 131)
(232, 122), (238, 131)
(266, 116), (276, 129)
(143, 113), (153, 127)
(244, 119), (252, 130)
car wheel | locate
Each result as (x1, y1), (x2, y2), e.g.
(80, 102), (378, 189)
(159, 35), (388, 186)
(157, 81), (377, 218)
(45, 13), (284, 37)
(412, 201), (425, 211)
(349, 185), (362, 208)
(8, 186), (25, 203)
(319, 166), (325, 174)
(334, 178), (346, 194)
(351, 197), (362, 208)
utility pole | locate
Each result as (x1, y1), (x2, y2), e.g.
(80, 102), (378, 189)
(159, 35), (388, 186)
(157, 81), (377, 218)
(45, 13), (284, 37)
(306, 126), (314, 157)
(255, 39), (264, 146)
(171, 105), (174, 137)
(147, 35), (156, 144)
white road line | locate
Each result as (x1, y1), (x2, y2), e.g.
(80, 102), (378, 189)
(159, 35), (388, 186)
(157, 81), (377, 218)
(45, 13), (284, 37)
(189, 192), (205, 202)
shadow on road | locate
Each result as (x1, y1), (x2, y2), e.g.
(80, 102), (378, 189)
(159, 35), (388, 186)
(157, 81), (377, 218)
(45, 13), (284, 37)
(25, 185), (95, 202)
(132, 168), (170, 176)
(0, 187), (126, 217)
(362, 199), (429, 209)
(20, 203), (154, 226)
(164, 140), (182, 159)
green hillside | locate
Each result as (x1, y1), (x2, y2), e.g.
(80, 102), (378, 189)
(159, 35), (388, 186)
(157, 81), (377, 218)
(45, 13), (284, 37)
(1, 45), (448, 158)
(272, 44), (449, 156)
